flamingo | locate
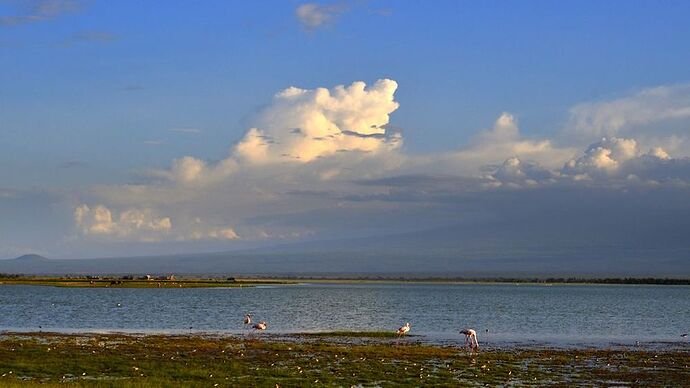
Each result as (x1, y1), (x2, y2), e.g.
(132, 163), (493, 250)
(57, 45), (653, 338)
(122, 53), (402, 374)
(397, 322), (411, 337)
(252, 321), (268, 331)
(243, 314), (252, 326)
(460, 329), (479, 350)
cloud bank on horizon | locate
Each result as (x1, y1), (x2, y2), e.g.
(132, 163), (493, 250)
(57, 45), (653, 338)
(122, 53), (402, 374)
(70, 79), (690, 251)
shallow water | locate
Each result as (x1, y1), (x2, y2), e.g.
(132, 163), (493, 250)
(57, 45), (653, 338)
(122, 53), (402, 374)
(1, 283), (688, 347)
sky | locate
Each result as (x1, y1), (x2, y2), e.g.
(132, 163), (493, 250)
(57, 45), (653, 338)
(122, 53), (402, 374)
(1, 0), (690, 261)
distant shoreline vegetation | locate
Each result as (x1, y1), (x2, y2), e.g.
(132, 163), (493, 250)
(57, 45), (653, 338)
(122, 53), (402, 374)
(260, 276), (690, 285)
(0, 274), (689, 286)
(0, 275), (295, 288)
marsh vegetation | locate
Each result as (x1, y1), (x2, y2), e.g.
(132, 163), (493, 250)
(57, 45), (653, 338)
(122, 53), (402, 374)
(0, 332), (687, 387)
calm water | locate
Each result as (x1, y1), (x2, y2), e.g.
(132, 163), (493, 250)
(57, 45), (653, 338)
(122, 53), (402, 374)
(1, 283), (689, 347)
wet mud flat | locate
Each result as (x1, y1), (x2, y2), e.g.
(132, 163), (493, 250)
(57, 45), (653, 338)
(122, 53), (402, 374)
(0, 331), (688, 387)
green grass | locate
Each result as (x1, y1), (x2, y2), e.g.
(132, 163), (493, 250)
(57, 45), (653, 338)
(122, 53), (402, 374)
(299, 331), (403, 338)
(0, 332), (688, 387)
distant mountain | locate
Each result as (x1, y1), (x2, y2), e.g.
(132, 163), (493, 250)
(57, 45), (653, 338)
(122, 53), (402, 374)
(10, 254), (49, 262)
(0, 254), (51, 273)
(1, 225), (689, 277)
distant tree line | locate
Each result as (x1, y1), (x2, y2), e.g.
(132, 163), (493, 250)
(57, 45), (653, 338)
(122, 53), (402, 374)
(483, 277), (690, 285)
(257, 275), (690, 285)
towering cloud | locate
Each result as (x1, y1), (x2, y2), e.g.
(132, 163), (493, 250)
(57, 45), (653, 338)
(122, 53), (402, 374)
(160, 79), (402, 187)
(235, 79), (401, 163)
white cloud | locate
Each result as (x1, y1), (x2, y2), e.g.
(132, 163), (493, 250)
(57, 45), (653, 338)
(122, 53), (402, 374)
(563, 137), (638, 175)
(568, 84), (690, 142)
(153, 79), (401, 188)
(648, 146), (670, 160)
(487, 136), (689, 187)
(186, 226), (240, 241)
(74, 205), (172, 240)
(235, 79), (401, 163)
(560, 136), (682, 182)
(170, 156), (208, 184)
(432, 112), (577, 174)
(295, 2), (346, 30)
(74, 204), (244, 242)
(211, 227), (239, 240)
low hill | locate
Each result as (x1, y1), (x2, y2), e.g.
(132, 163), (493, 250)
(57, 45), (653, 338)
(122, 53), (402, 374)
(10, 254), (49, 262)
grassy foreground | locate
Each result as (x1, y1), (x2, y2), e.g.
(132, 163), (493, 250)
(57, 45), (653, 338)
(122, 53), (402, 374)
(0, 332), (688, 387)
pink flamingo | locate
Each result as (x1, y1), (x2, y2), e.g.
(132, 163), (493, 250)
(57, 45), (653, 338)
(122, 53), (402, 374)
(460, 329), (479, 350)
(252, 321), (268, 331)
(243, 314), (252, 326)
(397, 322), (411, 337)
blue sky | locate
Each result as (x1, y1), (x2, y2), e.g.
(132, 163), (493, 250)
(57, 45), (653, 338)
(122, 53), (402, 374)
(2, 0), (690, 261)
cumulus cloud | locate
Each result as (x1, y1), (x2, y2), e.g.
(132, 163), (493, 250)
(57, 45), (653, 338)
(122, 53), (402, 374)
(481, 135), (690, 188)
(432, 112), (577, 174)
(74, 205), (172, 240)
(559, 136), (689, 184)
(236, 79), (401, 163)
(488, 157), (556, 188)
(0, 0), (80, 26)
(154, 79), (401, 189)
(568, 84), (690, 146)
(74, 204), (243, 242)
(295, 2), (347, 30)
(185, 220), (240, 241)
(563, 137), (639, 176)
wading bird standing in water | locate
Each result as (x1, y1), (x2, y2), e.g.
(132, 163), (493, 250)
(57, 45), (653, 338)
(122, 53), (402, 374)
(243, 314), (252, 326)
(252, 321), (268, 331)
(397, 322), (411, 337)
(460, 329), (479, 350)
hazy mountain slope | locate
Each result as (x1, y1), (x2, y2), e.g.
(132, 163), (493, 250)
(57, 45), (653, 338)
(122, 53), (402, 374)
(1, 219), (688, 276)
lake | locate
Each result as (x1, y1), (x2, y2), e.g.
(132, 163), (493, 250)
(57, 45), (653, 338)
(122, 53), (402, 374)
(1, 283), (688, 348)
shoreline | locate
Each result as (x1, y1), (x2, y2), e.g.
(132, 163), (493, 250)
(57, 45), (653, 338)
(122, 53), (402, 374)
(1, 276), (690, 288)
(2, 329), (688, 351)
(1, 331), (688, 386)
